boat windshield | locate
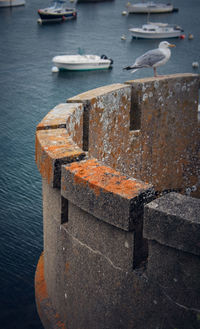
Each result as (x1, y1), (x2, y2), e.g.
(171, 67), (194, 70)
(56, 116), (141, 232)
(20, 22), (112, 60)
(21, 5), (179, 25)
(50, 1), (67, 9)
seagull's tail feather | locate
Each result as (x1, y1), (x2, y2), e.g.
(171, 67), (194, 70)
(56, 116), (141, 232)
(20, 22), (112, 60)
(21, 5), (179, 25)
(123, 65), (133, 71)
(131, 69), (138, 74)
(123, 65), (139, 72)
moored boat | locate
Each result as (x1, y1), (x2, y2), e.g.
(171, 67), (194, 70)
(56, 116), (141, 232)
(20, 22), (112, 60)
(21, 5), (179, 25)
(52, 54), (113, 71)
(37, 0), (77, 23)
(126, 1), (176, 14)
(129, 22), (184, 39)
(0, 0), (25, 7)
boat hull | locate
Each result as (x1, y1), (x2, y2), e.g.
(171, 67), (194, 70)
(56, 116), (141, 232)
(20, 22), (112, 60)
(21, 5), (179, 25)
(38, 11), (77, 22)
(0, 0), (25, 7)
(52, 54), (113, 71)
(129, 30), (182, 39)
(53, 62), (111, 71)
(127, 3), (174, 14)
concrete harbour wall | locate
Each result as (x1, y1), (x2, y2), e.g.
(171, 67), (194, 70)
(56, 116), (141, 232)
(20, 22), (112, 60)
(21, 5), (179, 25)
(35, 73), (200, 329)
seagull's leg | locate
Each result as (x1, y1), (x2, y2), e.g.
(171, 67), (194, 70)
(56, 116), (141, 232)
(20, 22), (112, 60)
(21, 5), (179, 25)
(153, 67), (157, 77)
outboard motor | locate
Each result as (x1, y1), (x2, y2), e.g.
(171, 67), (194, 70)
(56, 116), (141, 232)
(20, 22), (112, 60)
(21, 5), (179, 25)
(101, 54), (108, 59)
(100, 54), (113, 67)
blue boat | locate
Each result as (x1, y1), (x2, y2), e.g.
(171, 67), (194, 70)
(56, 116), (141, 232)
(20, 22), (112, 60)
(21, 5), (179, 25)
(37, 0), (77, 23)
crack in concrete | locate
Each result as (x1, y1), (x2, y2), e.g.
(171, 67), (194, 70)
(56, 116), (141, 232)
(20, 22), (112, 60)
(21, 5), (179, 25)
(162, 289), (200, 313)
(61, 225), (126, 272)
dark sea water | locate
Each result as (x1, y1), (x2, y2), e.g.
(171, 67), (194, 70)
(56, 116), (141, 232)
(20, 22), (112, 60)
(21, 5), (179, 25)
(0, 0), (199, 328)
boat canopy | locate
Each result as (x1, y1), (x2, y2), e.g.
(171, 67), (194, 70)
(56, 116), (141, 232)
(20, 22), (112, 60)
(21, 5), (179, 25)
(51, 0), (76, 8)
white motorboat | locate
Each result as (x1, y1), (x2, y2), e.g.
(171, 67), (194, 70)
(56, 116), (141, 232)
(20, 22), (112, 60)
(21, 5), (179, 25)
(129, 22), (184, 39)
(52, 54), (113, 71)
(126, 2), (176, 14)
(0, 0), (25, 7)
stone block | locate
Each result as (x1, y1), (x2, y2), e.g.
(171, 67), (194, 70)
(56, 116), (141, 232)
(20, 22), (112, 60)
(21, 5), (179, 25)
(61, 158), (154, 231)
(126, 73), (200, 194)
(42, 179), (67, 311)
(147, 240), (200, 314)
(36, 103), (84, 149)
(64, 201), (135, 271)
(35, 128), (85, 187)
(144, 192), (200, 255)
(55, 222), (153, 329)
(87, 85), (132, 170)
(52, 221), (199, 329)
(67, 83), (132, 153)
(65, 102), (84, 149)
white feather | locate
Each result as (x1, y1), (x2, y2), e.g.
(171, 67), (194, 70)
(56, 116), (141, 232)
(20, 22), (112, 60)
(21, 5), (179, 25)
(131, 69), (138, 74)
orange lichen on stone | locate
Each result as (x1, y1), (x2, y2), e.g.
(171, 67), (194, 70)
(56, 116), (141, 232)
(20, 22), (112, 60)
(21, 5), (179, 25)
(40, 151), (54, 185)
(56, 321), (66, 329)
(64, 159), (151, 199)
(35, 128), (85, 184)
(65, 262), (70, 273)
(35, 253), (48, 302)
(37, 121), (66, 131)
(35, 253), (67, 329)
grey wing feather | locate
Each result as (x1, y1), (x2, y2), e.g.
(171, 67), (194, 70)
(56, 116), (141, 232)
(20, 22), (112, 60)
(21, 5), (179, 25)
(135, 49), (165, 67)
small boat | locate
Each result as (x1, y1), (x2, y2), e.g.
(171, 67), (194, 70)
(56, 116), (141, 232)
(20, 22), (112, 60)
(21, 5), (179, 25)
(129, 22), (184, 39)
(0, 0), (25, 7)
(37, 0), (77, 23)
(126, 1), (176, 14)
(52, 54), (113, 71)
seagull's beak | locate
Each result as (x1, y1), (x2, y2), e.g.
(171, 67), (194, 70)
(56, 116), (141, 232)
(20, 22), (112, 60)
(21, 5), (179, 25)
(168, 44), (176, 48)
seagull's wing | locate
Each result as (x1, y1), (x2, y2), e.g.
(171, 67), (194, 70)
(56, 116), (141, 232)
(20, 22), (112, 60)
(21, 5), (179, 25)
(135, 49), (165, 68)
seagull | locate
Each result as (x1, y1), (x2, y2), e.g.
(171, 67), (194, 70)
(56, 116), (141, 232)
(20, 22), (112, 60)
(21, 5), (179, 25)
(123, 41), (175, 77)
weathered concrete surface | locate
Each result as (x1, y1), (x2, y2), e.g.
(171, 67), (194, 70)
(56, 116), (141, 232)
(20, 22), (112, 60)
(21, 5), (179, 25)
(147, 240), (200, 319)
(67, 83), (132, 152)
(144, 192), (200, 255)
(35, 128), (85, 187)
(144, 193), (200, 326)
(36, 74), (200, 196)
(65, 103), (84, 149)
(42, 179), (67, 314)
(36, 103), (84, 148)
(67, 74), (200, 196)
(126, 73), (200, 196)
(61, 158), (154, 230)
(37, 201), (200, 329)
(66, 201), (135, 271)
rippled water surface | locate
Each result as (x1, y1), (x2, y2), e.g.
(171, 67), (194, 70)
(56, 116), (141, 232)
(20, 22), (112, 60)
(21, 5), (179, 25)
(0, 0), (199, 328)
